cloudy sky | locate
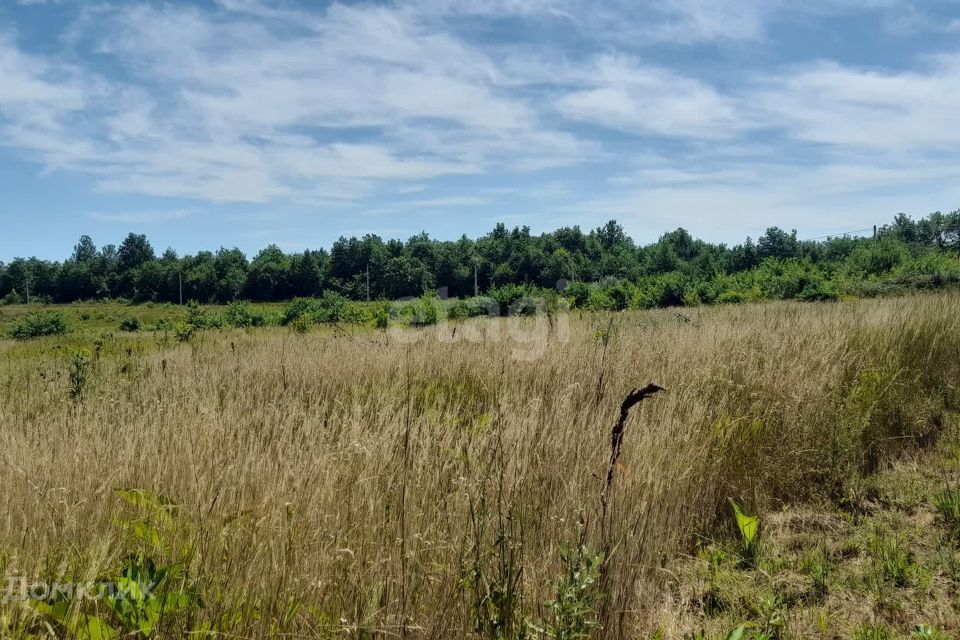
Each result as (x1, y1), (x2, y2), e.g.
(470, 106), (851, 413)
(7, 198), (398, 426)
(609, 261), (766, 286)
(1, 0), (959, 259)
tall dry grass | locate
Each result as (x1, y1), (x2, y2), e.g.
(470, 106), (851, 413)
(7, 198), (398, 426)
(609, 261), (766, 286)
(0, 293), (958, 638)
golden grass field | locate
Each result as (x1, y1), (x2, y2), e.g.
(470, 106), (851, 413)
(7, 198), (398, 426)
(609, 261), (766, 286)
(1, 294), (959, 639)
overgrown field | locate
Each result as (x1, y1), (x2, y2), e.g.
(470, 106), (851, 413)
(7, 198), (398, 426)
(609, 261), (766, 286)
(0, 294), (959, 639)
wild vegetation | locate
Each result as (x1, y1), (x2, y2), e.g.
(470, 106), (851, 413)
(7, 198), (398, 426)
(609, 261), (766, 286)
(0, 291), (958, 638)
(2, 211), (959, 308)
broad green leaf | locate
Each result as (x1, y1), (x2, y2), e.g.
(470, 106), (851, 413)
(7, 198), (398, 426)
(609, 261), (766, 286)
(728, 499), (759, 548)
(73, 614), (118, 640)
(114, 488), (179, 524)
(725, 623), (747, 640)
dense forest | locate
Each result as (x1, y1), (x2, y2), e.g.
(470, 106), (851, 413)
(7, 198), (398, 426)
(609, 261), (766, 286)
(2, 211), (959, 310)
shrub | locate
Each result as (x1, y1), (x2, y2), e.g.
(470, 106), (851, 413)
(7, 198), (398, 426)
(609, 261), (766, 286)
(1, 290), (23, 305)
(9, 311), (68, 340)
(224, 301), (268, 328)
(586, 288), (616, 311)
(409, 293), (441, 326)
(488, 283), (528, 316)
(282, 292), (349, 325)
(715, 287), (763, 305)
(633, 272), (690, 309)
(282, 297), (318, 325)
(119, 316), (141, 332)
(372, 303), (391, 329)
(796, 280), (839, 302)
(186, 302), (224, 329)
(598, 279), (635, 311)
(290, 315), (312, 334)
(68, 349), (93, 401)
(565, 281), (590, 309)
(448, 297), (495, 320)
(172, 322), (195, 343)
(847, 240), (908, 277)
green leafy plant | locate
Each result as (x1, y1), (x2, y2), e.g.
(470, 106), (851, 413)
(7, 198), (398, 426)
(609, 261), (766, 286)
(68, 348), (93, 401)
(409, 293), (441, 326)
(537, 546), (605, 640)
(854, 623), (891, 640)
(728, 499), (760, 561)
(27, 489), (202, 638)
(186, 302), (224, 329)
(224, 300), (268, 328)
(172, 322), (195, 343)
(933, 484), (960, 540)
(290, 315), (312, 334)
(119, 316), (141, 332)
(869, 529), (914, 588)
(912, 625), (950, 639)
(372, 303), (391, 329)
(798, 544), (832, 601)
(10, 311), (67, 340)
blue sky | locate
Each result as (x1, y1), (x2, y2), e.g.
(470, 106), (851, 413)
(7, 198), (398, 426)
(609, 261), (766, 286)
(2, 0), (960, 260)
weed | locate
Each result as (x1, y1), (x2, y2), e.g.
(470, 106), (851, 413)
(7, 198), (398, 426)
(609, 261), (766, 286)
(409, 293), (441, 327)
(854, 623), (891, 640)
(372, 303), (390, 329)
(67, 349), (93, 401)
(172, 322), (195, 342)
(729, 500), (760, 562)
(932, 484), (960, 540)
(290, 315), (312, 334)
(27, 489), (202, 638)
(912, 624), (950, 639)
(538, 545), (605, 640)
(869, 529), (914, 588)
(119, 316), (141, 332)
(224, 301), (268, 328)
(798, 544), (833, 601)
(10, 311), (67, 340)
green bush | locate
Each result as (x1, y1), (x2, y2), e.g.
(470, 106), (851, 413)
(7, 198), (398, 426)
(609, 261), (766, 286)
(633, 272), (691, 309)
(224, 301), (268, 328)
(282, 292), (349, 325)
(119, 316), (141, 332)
(409, 293), (441, 326)
(186, 302), (224, 329)
(796, 280), (839, 302)
(290, 315), (312, 334)
(447, 297), (495, 320)
(488, 283), (528, 316)
(565, 281), (591, 309)
(847, 240), (908, 277)
(586, 288), (616, 311)
(9, 311), (68, 340)
(372, 303), (391, 329)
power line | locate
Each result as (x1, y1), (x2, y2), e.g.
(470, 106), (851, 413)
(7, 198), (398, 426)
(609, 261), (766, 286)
(801, 227), (875, 242)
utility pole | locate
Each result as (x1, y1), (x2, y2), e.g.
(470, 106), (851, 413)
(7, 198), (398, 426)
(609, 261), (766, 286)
(24, 270), (30, 305)
(473, 262), (478, 297)
(873, 225), (877, 239)
(178, 270), (183, 305)
(366, 264), (370, 302)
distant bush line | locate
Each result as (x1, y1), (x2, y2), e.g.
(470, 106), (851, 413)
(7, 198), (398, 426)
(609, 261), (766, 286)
(2, 211), (959, 310)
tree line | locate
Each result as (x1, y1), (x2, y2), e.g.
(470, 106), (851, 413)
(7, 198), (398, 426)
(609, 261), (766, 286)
(1, 211), (959, 307)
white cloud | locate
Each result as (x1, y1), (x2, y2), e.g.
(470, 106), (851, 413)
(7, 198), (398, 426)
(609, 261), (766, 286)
(0, 2), (593, 203)
(754, 55), (960, 151)
(0, 0), (958, 233)
(556, 55), (753, 139)
(89, 209), (197, 224)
